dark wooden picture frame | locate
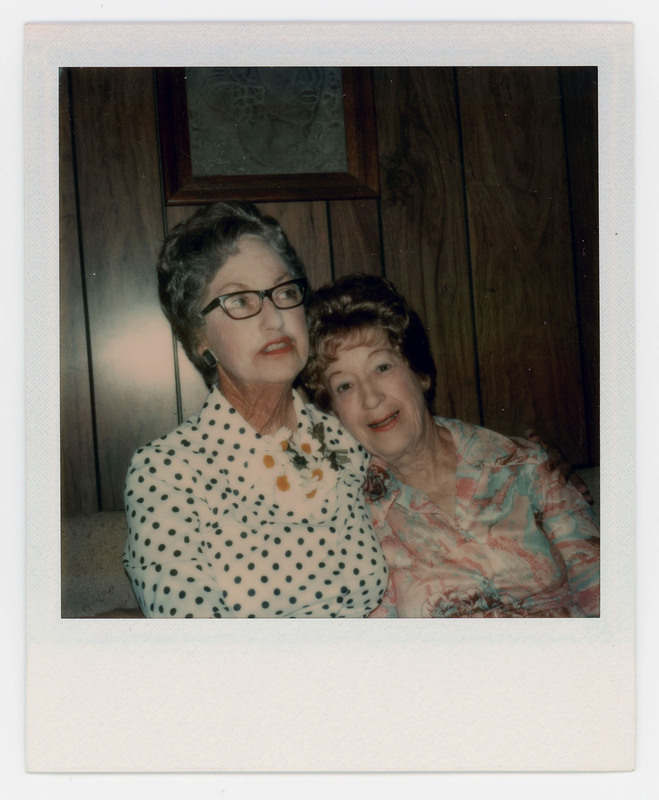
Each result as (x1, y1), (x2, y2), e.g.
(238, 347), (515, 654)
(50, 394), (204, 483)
(155, 67), (380, 204)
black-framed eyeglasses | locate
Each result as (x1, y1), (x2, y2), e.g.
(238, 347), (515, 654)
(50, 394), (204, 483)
(200, 278), (308, 320)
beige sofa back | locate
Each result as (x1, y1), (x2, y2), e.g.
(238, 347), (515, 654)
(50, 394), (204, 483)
(61, 511), (141, 617)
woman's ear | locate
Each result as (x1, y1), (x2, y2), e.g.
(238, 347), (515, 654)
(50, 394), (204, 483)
(419, 374), (431, 391)
(195, 333), (210, 359)
(195, 332), (218, 368)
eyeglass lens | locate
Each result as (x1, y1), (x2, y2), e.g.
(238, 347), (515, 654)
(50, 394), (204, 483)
(223, 280), (305, 319)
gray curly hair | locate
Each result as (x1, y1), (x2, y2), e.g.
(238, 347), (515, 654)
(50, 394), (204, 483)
(157, 202), (308, 384)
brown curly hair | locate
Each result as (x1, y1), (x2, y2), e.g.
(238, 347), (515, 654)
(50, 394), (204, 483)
(302, 273), (437, 412)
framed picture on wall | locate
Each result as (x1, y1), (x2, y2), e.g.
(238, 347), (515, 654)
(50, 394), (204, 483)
(155, 66), (380, 204)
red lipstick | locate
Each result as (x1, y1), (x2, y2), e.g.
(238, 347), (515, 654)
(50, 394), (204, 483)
(367, 411), (400, 431)
(260, 337), (293, 355)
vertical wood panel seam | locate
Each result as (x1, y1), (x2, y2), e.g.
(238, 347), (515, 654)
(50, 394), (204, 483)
(371, 69), (387, 279)
(67, 69), (103, 512)
(453, 68), (484, 427)
(325, 200), (335, 283)
(558, 68), (591, 463)
(153, 68), (184, 426)
(375, 196), (387, 278)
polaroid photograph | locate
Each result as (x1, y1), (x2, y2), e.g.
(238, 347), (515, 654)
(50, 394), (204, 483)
(24, 20), (634, 774)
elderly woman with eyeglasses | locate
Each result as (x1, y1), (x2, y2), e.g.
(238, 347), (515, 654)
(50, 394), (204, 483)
(122, 202), (387, 618)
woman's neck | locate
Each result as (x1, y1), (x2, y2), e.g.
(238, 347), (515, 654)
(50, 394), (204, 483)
(218, 379), (297, 435)
(390, 421), (457, 515)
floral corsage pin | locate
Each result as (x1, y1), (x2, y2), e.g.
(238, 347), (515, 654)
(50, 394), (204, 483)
(260, 422), (349, 516)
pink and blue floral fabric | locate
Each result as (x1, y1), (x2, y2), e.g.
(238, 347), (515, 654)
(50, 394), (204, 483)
(364, 418), (600, 618)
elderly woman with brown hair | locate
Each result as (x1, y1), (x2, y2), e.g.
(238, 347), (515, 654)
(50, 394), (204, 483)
(302, 274), (600, 618)
(123, 203), (387, 618)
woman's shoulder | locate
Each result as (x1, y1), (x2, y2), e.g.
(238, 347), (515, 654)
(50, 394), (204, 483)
(127, 389), (219, 473)
(302, 401), (351, 441)
(436, 416), (548, 468)
(300, 394), (368, 471)
(126, 418), (200, 477)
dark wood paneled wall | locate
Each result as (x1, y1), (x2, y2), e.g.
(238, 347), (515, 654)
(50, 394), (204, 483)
(375, 68), (480, 424)
(60, 74), (96, 514)
(458, 67), (587, 457)
(60, 66), (599, 515)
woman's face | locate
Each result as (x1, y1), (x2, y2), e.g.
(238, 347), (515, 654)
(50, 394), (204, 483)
(197, 236), (309, 395)
(322, 330), (433, 469)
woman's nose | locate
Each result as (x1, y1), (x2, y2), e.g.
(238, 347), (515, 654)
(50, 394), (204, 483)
(259, 296), (285, 328)
(361, 380), (383, 408)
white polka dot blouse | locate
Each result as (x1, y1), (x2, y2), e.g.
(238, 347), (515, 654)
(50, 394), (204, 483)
(123, 387), (388, 617)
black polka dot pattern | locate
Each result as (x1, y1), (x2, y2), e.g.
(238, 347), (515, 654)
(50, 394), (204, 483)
(123, 387), (388, 618)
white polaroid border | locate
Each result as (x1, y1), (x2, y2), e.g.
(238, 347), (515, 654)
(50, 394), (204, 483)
(25, 21), (634, 773)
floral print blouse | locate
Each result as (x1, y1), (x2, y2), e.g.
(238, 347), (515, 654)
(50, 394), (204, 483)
(364, 418), (600, 618)
(123, 387), (388, 618)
